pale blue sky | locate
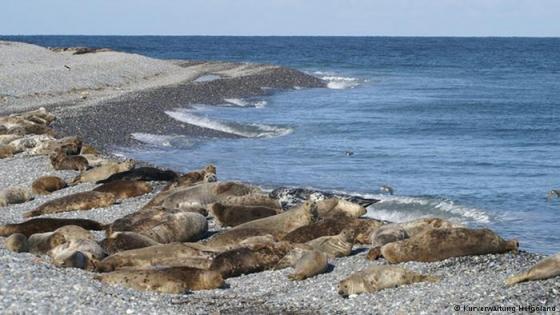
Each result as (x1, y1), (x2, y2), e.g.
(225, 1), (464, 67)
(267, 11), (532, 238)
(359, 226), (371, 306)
(2, 0), (559, 36)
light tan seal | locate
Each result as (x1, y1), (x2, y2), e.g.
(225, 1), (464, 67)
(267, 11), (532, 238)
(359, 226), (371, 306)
(49, 239), (106, 270)
(70, 160), (135, 185)
(95, 267), (224, 293)
(288, 250), (328, 281)
(31, 176), (67, 195)
(316, 198), (367, 218)
(306, 229), (355, 258)
(338, 266), (440, 297)
(505, 253), (560, 286)
(210, 203), (280, 227)
(27, 225), (94, 254)
(4, 233), (30, 252)
(100, 231), (160, 255)
(0, 186), (34, 207)
(231, 201), (318, 238)
(23, 191), (116, 218)
(107, 208), (207, 243)
(0, 217), (105, 237)
(93, 180), (152, 200)
(97, 242), (218, 272)
(200, 228), (278, 249)
(9, 134), (54, 152)
(380, 228), (519, 263)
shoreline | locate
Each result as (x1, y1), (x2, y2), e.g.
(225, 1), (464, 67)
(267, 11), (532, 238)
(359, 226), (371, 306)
(1, 40), (559, 314)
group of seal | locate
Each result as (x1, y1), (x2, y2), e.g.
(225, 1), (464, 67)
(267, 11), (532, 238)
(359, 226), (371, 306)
(1, 108), (558, 296)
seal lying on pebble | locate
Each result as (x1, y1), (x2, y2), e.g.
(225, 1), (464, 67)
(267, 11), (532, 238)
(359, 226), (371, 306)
(27, 225), (94, 254)
(270, 187), (379, 210)
(380, 228), (519, 263)
(98, 167), (178, 184)
(95, 267), (225, 293)
(306, 229), (355, 258)
(505, 253), (560, 286)
(282, 216), (384, 244)
(200, 228), (278, 249)
(49, 239), (106, 270)
(316, 198), (367, 218)
(100, 231), (160, 254)
(337, 266), (440, 297)
(0, 217), (105, 237)
(4, 233), (30, 252)
(288, 250), (329, 281)
(231, 201), (318, 238)
(49, 151), (89, 171)
(0, 186), (34, 207)
(9, 134), (54, 152)
(0, 144), (16, 159)
(23, 191), (116, 218)
(70, 160), (135, 184)
(93, 180), (152, 200)
(31, 176), (67, 195)
(210, 203), (280, 227)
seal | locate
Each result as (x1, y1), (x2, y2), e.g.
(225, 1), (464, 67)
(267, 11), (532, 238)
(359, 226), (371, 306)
(337, 266), (440, 297)
(93, 180), (152, 200)
(288, 250), (329, 281)
(79, 144), (98, 155)
(108, 208), (207, 243)
(282, 216), (384, 244)
(23, 191), (116, 218)
(231, 201), (318, 238)
(49, 239), (106, 270)
(270, 187), (379, 210)
(49, 150), (89, 171)
(209, 241), (293, 278)
(0, 134), (23, 145)
(10, 107), (56, 125)
(505, 253), (560, 286)
(306, 229), (355, 258)
(0, 217), (105, 237)
(0, 144), (16, 159)
(0, 186), (34, 207)
(210, 203), (280, 227)
(70, 160), (135, 185)
(9, 134), (54, 152)
(31, 176), (67, 195)
(316, 198), (367, 218)
(29, 136), (82, 156)
(380, 228), (519, 263)
(100, 231), (160, 255)
(98, 167), (178, 184)
(200, 228), (278, 249)
(4, 233), (30, 252)
(97, 242), (218, 272)
(27, 225), (94, 254)
(370, 218), (462, 248)
(81, 154), (112, 167)
(95, 267), (225, 293)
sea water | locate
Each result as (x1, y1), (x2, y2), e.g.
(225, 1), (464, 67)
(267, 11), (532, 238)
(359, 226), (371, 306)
(5, 36), (559, 254)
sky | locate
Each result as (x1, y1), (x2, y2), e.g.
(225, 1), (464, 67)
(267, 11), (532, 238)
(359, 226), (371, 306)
(1, 0), (559, 37)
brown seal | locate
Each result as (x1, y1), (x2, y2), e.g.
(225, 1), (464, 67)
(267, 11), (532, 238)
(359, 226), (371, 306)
(0, 187), (34, 206)
(338, 266), (439, 297)
(210, 203), (280, 227)
(161, 181), (263, 209)
(209, 241), (293, 278)
(31, 176), (67, 195)
(306, 229), (355, 258)
(231, 201), (318, 238)
(380, 228), (519, 263)
(0, 144), (16, 159)
(288, 250), (329, 281)
(505, 253), (560, 286)
(107, 208), (207, 243)
(70, 160), (135, 184)
(95, 267), (224, 293)
(49, 239), (106, 270)
(93, 180), (152, 200)
(4, 233), (30, 252)
(0, 217), (105, 237)
(283, 216), (384, 244)
(100, 231), (160, 255)
(97, 242), (218, 272)
(23, 191), (116, 218)
(49, 151), (89, 171)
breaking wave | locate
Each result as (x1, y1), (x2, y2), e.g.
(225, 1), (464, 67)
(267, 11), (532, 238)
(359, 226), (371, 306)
(314, 71), (361, 89)
(131, 132), (193, 148)
(224, 98), (267, 108)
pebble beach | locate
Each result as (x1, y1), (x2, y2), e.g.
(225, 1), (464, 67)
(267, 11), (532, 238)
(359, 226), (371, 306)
(1, 40), (559, 314)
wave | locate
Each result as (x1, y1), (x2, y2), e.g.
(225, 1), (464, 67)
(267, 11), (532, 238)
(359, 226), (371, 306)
(224, 98), (267, 108)
(131, 132), (193, 148)
(165, 110), (292, 138)
(313, 71), (361, 89)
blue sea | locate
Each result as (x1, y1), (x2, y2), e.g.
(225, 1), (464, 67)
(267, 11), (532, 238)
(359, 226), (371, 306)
(4, 36), (560, 254)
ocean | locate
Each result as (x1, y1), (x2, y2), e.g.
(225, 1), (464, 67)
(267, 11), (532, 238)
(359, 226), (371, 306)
(4, 36), (560, 254)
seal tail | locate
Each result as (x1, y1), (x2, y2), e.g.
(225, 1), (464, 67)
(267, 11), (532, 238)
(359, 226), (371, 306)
(505, 273), (527, 286)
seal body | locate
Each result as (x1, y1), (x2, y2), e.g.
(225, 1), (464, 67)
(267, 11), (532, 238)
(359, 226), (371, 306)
(23, 191), (116, 218)
(0, 218), (105, 237)
(316, 198), (367, 218)
(0, 144), (16, 159)
(95, 267), (224, 293)
(4, 233), (30, 252)
(27, 225), (94, 254)
(0, 187), (33, 206)
(71, 160), (135, 184)
(210, 203), (280, 227)
(100, 231), (160, 255)
(505, 253), (560, 286)
(161, 182), (262, 210)
(283, 216), (383, 244)
(370, 218), (462, 248)
(381, 228), (519, 263)
(338, 266), (439, 297)
(32, 176), (67, 195)
(50, 152), (88, 171)
(200, 228), (277, 249)
(306, 229), (355, 258)
(98, 167), (178, 183)
(288, 250), (328, 281)
(93, 180), (152, 200)
(49, 239), (106, 270)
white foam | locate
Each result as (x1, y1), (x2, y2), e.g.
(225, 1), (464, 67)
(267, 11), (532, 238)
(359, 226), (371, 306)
(313, 71), (361, 89)
(131, 133), (173, 147)
(165, 110), (292, 138)
(224, 98), (267, 108)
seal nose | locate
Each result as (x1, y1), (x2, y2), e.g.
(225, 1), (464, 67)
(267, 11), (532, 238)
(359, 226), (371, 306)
(338, 290), (347, 297)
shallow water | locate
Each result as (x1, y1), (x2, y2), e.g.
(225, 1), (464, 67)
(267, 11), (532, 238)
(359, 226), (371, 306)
(4, 36), (560, 254)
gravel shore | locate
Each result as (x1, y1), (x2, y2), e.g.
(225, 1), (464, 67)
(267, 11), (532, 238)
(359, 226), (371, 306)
(1, 41), (559, 314)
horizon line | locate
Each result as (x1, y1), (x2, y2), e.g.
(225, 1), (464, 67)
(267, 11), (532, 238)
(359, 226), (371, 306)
(1, 34), (560, 39)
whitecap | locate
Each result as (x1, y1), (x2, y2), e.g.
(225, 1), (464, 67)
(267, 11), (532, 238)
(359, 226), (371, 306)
(131, 132), (193, 148)
(224, 98), (267, 108)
